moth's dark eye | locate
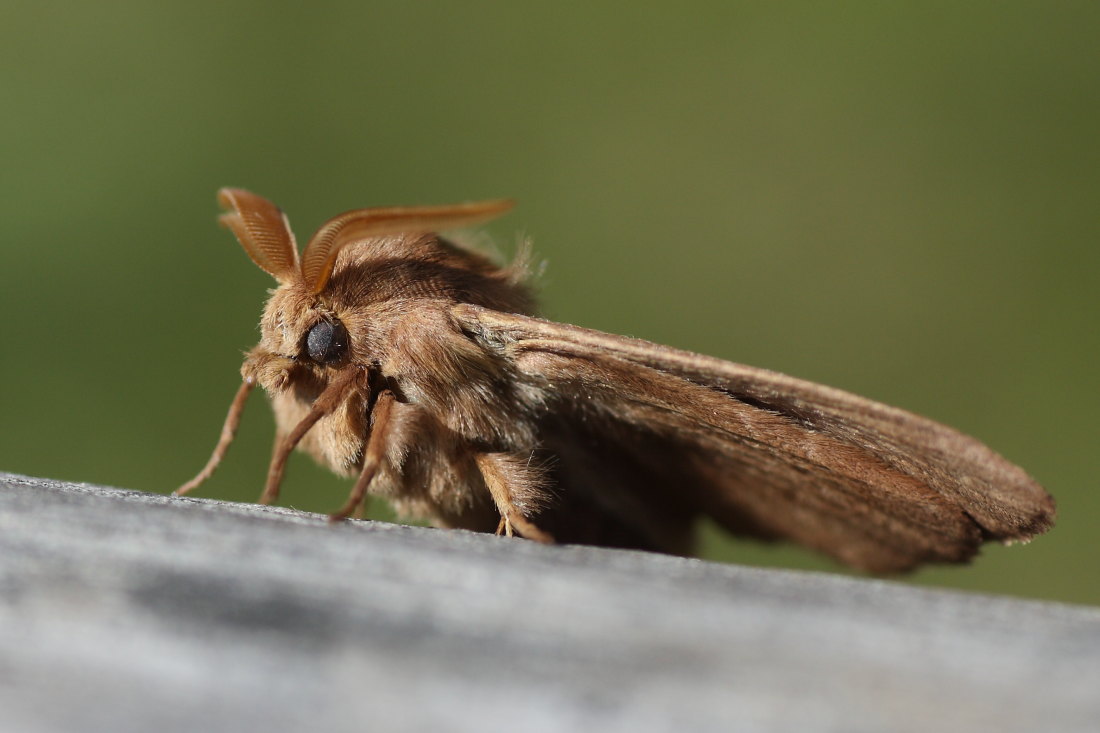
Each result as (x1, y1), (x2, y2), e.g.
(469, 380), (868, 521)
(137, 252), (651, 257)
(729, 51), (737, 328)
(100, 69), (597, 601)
(305, 319), (349, 364)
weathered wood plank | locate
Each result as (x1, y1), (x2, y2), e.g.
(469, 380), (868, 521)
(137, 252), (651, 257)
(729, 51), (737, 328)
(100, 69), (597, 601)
(0, 472), (1096, 733)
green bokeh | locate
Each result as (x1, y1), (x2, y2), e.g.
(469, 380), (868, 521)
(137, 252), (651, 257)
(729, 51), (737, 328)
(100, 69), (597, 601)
(2, 2), (1096, 604)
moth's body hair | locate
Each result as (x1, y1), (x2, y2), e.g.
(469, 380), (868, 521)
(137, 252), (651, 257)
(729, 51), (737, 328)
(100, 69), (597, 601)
(178, 189), (1055, 574)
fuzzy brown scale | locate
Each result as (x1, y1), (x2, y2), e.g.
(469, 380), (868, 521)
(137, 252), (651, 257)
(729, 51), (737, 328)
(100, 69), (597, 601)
(177, 188), (1055, 573)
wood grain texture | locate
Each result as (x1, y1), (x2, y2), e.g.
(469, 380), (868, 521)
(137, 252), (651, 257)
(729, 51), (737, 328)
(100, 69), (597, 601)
(0, 473), (1095, 733)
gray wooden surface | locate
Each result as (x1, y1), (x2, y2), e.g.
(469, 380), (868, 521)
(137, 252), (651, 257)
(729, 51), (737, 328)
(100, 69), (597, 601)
(0, 473), (1097, 733)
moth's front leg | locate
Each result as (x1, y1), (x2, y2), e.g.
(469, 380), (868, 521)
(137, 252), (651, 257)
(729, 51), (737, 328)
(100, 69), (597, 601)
(175, 348), (296, 497)
(175, 378), (255, 496)
(259, 366), (362, 505)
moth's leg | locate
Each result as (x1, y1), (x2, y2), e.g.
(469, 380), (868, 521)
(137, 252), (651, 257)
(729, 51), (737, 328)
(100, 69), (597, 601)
(259, 368), (360, 505)
(329, 390), (396, 522)
(269, 427), (286, 472)
(475, 453), (553, 544)
(495, 517), (512, 537)
(175, 378), (255, 496)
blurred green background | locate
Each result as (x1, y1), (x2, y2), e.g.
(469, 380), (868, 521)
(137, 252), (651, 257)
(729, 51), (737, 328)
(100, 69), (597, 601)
(1, 2), (1096, 604)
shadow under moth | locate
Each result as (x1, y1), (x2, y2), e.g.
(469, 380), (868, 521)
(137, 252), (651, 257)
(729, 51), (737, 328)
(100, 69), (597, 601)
(177, 188), (1054, 573)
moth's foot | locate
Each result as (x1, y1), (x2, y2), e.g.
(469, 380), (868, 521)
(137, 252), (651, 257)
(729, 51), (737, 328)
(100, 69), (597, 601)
(256, 488), (278, 506)
(327, 495), (368, 524)
(498, 513), (553, 544)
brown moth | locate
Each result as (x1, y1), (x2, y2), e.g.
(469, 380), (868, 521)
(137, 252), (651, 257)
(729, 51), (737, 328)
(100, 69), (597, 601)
(177, 188), (1055, 573)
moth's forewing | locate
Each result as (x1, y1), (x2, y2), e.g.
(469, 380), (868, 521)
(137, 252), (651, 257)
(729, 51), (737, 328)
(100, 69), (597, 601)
(453, 305), (1054, 572)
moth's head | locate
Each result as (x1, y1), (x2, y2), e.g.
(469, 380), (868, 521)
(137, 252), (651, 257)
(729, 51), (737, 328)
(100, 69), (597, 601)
(256, 283), (349, 367)
(216, 188), (516, 371)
